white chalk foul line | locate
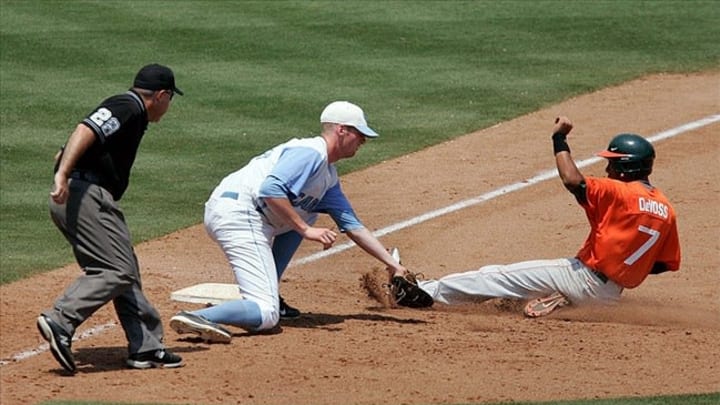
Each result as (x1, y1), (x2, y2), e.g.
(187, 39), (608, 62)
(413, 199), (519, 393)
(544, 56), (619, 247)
(5, 114), (718, 367)
(0, 322), (115, 367)
(294, 114), (720, 266)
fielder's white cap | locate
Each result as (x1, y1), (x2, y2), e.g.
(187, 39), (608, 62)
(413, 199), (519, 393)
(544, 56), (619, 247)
(320, 101), (379, 138)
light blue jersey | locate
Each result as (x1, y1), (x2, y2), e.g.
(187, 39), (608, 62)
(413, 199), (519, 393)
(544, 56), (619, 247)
(211, 136), (362, 234)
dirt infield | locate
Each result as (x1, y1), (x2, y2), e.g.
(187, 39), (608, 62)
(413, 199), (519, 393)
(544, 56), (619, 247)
(1, 72), (718, 405)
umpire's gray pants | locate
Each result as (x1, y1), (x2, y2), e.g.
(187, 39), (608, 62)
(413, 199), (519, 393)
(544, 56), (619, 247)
(46, 179), (164, 354)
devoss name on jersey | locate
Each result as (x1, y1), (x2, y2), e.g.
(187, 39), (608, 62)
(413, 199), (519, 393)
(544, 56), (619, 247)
(638, 197), (669, 219)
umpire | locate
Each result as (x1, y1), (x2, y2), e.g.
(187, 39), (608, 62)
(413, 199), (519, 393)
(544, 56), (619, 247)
(37, 64), (184, 373)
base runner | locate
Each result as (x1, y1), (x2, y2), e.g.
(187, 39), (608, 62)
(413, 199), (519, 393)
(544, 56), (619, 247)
(403, 116), (681, 316)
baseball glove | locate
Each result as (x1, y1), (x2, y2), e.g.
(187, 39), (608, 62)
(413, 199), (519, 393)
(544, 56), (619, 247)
(391, 272), (434, 308)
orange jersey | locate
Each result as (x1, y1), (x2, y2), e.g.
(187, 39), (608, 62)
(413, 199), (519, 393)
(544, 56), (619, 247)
(576, 177), (680, 288)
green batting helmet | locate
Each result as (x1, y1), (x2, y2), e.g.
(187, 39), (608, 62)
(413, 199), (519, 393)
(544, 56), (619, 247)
(597, 133), (655, 178)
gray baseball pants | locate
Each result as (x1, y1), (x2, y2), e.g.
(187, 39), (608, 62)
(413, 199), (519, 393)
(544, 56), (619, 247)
(46, 179), (164, 354)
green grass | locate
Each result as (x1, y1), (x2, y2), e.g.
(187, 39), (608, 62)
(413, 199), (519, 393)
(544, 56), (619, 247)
(1, 0), (718, 283)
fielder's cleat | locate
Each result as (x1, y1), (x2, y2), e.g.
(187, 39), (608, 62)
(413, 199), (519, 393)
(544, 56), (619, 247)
(523, 292), (570, 318)
(170, 311), (232, 343)
(279, 295), (300, 319)
(126, 349), (184, 369)
(37, 315), (76, 373)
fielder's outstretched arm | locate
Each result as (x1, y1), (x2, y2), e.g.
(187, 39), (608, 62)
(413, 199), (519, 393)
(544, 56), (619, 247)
(345, 227), (407, 278)
(264, 197), (337, 249)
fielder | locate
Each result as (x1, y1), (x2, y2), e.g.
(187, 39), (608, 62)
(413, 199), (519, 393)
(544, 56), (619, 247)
(394, 116), (681, 317)
(170, 101), (409, 343)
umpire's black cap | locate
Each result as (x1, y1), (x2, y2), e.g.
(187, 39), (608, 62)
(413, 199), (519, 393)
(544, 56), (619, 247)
(133, 64), (184, 95)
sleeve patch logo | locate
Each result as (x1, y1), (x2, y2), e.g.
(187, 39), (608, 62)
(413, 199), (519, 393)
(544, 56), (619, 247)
(89, 107), (121, 137)
(101, 117), (120, 136)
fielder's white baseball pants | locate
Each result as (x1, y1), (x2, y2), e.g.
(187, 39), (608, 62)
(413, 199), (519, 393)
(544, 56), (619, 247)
(204, 194), (280, 330)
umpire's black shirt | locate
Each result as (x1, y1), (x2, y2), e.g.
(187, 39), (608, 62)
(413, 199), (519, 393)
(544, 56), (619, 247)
(75, 90), (148, 200)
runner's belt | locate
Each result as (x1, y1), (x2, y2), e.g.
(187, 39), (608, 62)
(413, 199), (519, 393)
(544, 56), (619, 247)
(591, 270), (608, 284)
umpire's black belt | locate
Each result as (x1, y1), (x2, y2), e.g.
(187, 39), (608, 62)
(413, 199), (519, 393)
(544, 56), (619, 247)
(70, 170), (103, 184)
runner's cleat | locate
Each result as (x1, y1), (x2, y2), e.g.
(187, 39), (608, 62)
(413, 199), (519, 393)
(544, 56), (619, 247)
(523, 292), (570, 317)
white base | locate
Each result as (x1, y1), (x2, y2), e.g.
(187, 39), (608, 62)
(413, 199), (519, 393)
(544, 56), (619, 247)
(170, 283), (242, 305)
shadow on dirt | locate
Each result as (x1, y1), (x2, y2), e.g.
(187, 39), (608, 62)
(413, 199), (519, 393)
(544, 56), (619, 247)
(279, 312), (428, 330)
(169, 312), (430, 341)
(67, 344), (207, 374)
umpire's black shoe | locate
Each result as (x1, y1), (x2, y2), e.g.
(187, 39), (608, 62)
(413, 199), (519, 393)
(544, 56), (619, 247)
(126, 349), (184, 369)
(279, 296), (300, 319)
(36, 315), (76, 373)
